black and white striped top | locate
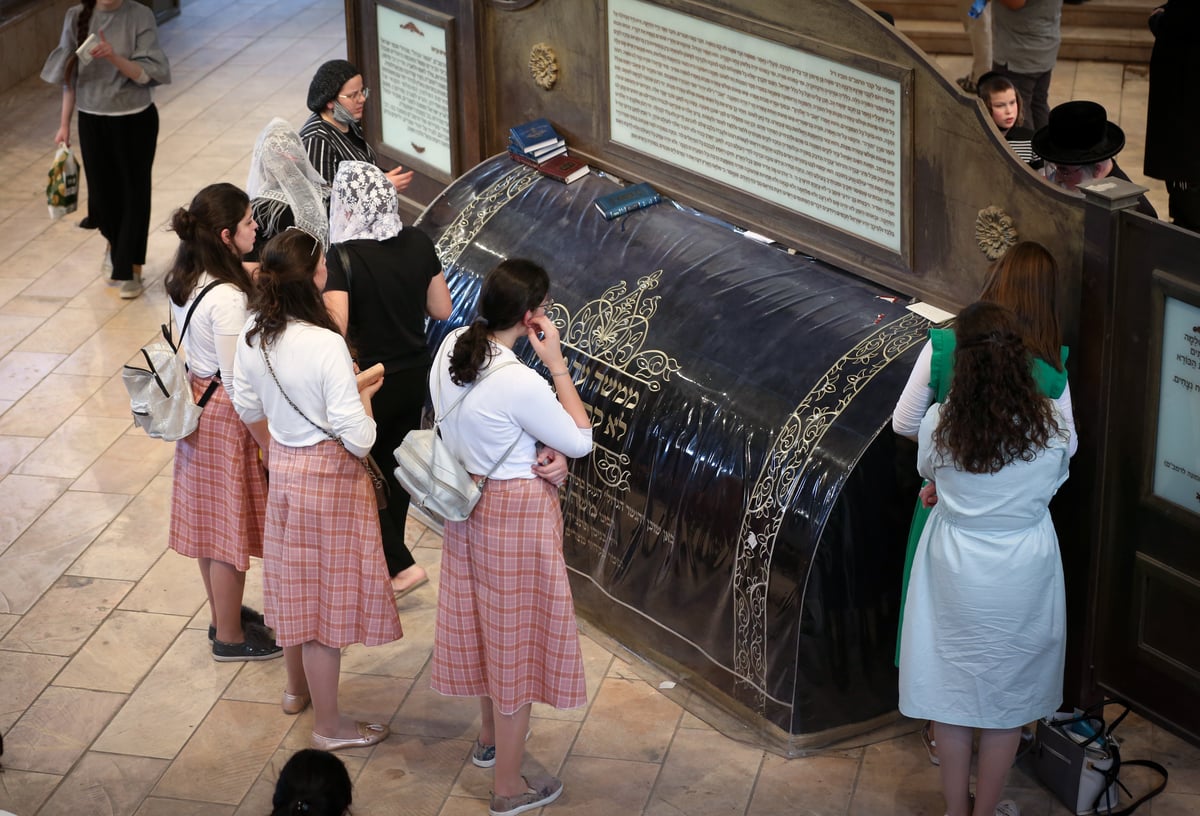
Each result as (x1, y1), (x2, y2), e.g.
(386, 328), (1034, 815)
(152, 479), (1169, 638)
(1005, 126), (1043, 169)
(299, 112), (377, 187)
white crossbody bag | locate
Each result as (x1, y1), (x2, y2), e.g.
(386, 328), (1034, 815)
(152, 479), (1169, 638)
(393, 360), (520, 522)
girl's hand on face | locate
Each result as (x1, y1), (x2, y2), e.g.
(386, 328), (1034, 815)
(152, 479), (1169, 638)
(526, 313), (562, 361)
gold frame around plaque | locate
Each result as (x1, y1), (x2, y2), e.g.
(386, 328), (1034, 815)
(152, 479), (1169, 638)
(371, 0), (459, 183)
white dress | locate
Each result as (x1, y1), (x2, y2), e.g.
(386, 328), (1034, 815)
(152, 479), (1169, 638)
(898, 403), (1070, 729)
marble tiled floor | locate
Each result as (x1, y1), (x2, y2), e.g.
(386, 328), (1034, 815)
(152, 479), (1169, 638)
(0, 1), (1194, 814)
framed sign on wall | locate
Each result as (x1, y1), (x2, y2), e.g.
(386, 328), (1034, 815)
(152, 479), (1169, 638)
(374, 0), (457, 182)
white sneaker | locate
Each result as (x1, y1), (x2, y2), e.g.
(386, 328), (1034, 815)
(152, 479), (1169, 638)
(102, 248), (115, 280)
(119, 274), (143, 299)
(994, 800), (1020, 816)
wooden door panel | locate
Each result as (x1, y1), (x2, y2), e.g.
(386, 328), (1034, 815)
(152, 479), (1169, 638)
(1094, 213), (1200, 743)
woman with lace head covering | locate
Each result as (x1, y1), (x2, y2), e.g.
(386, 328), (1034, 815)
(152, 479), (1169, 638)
(246, 118), (330, 265)
(323, 161), (452, 597)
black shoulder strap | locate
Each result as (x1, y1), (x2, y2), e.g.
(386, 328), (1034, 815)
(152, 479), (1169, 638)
(1096, 756), (1167, 816)
(163, 279), (224, 352)
(1073, 701), (1169, 816)
(196, 380), (221, 408)
(333, 243), (353, 297)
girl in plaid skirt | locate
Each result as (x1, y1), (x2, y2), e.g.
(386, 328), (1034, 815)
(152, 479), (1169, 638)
(430, 259), (593, 816)
(165, 183), (278, 663)
(234, 228), (402, 752)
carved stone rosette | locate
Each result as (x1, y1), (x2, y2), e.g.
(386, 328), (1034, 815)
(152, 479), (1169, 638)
(975, 205), (1018, 260)
(529, 43), (558, 90)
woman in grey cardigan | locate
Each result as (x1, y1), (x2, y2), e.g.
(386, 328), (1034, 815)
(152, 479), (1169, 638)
(43, 0), (170, 299)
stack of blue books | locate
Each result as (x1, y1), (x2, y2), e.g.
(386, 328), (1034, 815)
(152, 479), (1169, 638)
(507, 118), (567, 166)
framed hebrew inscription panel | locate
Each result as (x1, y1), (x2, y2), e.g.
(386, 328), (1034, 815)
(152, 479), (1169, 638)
(375, 1), (456, 180)
(606, 0), (909, 257)
(1147, 271), (1200, 518)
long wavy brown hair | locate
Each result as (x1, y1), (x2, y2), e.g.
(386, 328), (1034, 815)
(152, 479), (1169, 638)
(246, 229), (340, 348)
(934, 302), (1060, 474)
(164, 183), (254, 307)
(979, 240), (1063, 371)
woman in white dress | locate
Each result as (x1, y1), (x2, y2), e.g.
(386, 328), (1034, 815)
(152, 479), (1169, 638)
(899, 302), (1070, 816)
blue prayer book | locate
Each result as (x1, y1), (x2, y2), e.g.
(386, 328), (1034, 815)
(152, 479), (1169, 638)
(593, 182), (662, 220)
(508, 118), (561, 154)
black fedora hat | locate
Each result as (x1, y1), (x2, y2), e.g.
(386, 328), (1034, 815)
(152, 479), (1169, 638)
(1032, 100), (1125, 165)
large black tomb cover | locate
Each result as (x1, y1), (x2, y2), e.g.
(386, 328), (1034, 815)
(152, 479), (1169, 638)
(415, 156), (931, 750)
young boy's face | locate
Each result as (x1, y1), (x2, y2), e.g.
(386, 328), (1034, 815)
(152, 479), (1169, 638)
(988, 89), (1019, 132)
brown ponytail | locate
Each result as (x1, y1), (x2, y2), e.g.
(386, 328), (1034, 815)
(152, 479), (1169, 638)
(76, 0), (97, 51)
(65, 0), (98, 82)
(448, 259), (548, 385)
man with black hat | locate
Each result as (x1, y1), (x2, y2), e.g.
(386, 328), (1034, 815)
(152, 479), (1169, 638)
(299, 59), (413, 192)
(1032, 100), (1157, 218)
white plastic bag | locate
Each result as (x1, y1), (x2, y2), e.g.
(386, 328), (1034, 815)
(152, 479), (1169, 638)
(46, 145), (79, 220)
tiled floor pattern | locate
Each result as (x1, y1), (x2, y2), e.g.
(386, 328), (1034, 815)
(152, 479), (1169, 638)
(0, 1), (1194, 814)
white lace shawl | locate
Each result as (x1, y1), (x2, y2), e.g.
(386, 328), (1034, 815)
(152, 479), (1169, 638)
(246, 117), (330, 247)
(329, 160), (402, 244)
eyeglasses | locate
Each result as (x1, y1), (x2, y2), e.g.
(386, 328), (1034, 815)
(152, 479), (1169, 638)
(537, 297), (554, 313)
(338, 87), (369, 102)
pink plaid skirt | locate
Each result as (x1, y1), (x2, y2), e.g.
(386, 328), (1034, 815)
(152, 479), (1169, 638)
(262, 439), (402, 649)
(431, 477), (586, 714)
(169, 376), (267, 570)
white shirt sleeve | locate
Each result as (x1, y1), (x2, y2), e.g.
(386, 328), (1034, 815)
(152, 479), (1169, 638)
(916, 402), (943, 482)
(322, 338), (376, 457)
(233, 322), (374, 455)
(232, 320), (265, 425)
(1055, 379), (1078, 457)
(892, 341), (934, 440)
(508, 367), (594, 458)
(430, 330), (592, 478)
(175, 280), (249, 386)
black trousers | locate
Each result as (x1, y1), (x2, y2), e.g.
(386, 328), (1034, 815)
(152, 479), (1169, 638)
(77, 105), (158, 281)
(1167, 180), (1200, 233)
(371, 364), (430, 576)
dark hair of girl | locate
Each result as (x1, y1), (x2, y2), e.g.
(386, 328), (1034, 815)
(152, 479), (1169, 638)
(269, 749), (352, 816)
(448, 258), (549, 385)
(246, 229), (340, 348)
(934, 301), (1060, 474)
(165, 183), (255, 307)
(978, 240), (1063, 371)
(76, 0), (97, 49)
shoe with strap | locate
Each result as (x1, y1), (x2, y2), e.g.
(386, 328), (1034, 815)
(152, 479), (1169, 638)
(921, 721), (940, 766)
